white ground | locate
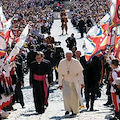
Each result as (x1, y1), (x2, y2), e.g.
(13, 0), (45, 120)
(8, 19), (113, 120)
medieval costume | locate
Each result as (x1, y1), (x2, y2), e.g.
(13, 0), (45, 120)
(60, 10), (68, 35)
(30, 60), (52, 114)
(58, 57), (84, 115)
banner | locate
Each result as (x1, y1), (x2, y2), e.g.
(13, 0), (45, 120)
(85, 23), (110, 61)
(7, 24), (29, 62)
(114, 26), (120, 56)
(109, 0), (120, 31)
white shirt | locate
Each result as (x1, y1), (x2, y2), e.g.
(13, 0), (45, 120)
(111, 66), (120, 93)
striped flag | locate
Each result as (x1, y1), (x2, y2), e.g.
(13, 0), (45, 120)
(85, 23), (110, 61)
(114, 26), (120, 58)
(109, 0), (120, 31)
(115, 46), (120, 61)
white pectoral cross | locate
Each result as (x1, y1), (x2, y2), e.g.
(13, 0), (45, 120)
(66, 60), (72, 75)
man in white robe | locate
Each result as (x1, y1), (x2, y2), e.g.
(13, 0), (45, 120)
(58, 50), (84, 116)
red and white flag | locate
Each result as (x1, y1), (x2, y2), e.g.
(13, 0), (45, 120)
(7, 24), (29, 62)
(109, 0), (120, 31)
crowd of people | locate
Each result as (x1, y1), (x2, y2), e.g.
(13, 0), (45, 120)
(1, 0), (54, 42)
(53, 1), (64, 12)
(0, 0), (120, 120)
(71, 0), (109, 37)
(0, 0), (57, 119)
(57, 46), (120, 120)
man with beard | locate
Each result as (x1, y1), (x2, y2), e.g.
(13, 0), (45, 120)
(29, 52), (52, 114)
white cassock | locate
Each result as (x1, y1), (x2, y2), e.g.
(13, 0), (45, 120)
(58, 58), (84, 114)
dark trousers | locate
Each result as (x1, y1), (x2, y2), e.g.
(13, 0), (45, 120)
(55, 68), (58, 80)
(106, 83), (112, 104)
(80, 32), (84, 38)
(33, 80), (45, 113)
(85, 84), (95, 109)
(15, 82), (24, 107)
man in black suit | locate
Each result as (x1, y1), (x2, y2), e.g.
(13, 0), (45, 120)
(65, 33), (76, 50)
(78, 17), (85, 38)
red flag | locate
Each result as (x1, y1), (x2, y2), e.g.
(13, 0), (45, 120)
(115, 46), (120, 61)
(99, 35), (111, 51)
(101, 22), (109, 31)
(113, 0), (120, 24)
(109, 0), (120, 31)
(5, 30), (10, 45)
(85, 33), (108, 61)
(114, 27), (120, 57)
(85, 23), (110, 61)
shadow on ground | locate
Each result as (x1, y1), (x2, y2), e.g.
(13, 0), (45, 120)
(50, 114), (78, 120)
(21, 112), (40, 117)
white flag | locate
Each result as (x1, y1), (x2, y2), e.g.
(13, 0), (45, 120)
(3, 18), (12, 34)
(110, 0), (116, 20)
(0, 6), (7, 23)
(7, 24), (29, 61)
(16, 24), (29, 48)
(87, 24), (101, 37)
(99, 13), (111, 25)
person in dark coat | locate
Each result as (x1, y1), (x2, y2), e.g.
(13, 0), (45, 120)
(86, 16), (93, 32)
(66, 33), (76, 50)
(78, 17), (85, 38)
(44, 44), (54, 67)
(14, 56), (25, 108)
(27, 45), (36, 68)
(44, 44), (54, 82)
(80, 56), (102, 111)
(30, 52), (52, 114)
(103, 56), (112, 106)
